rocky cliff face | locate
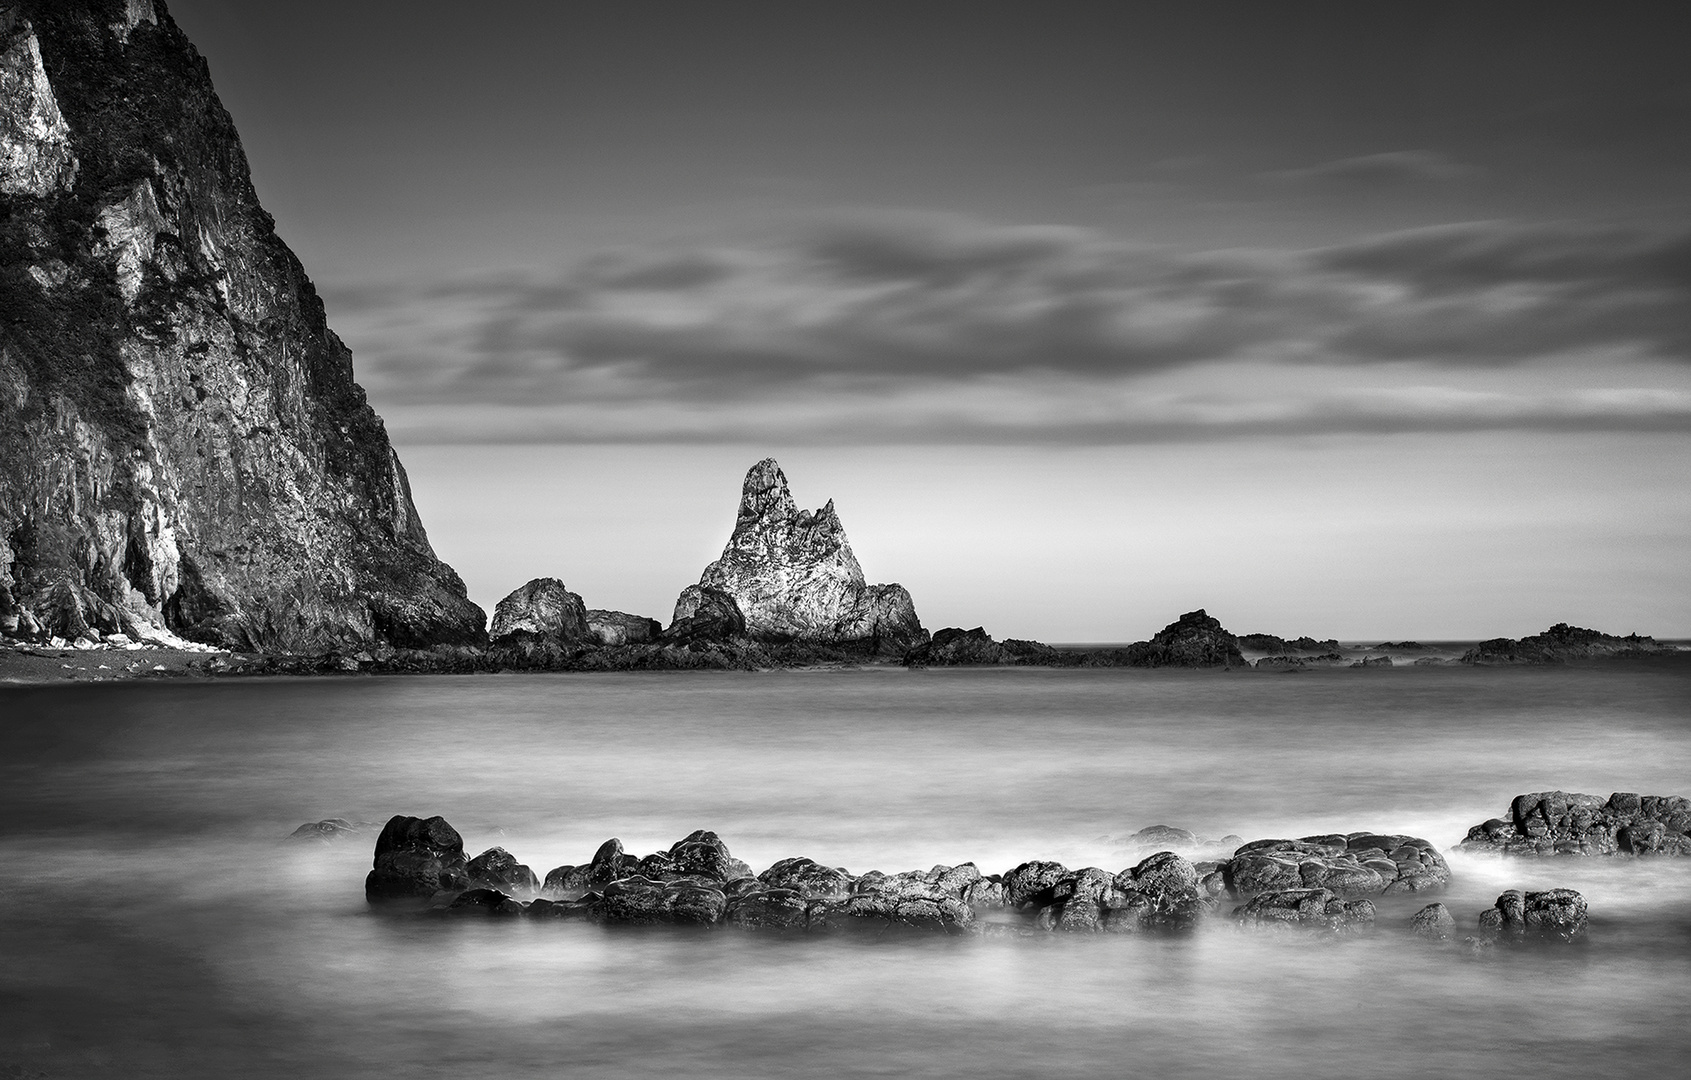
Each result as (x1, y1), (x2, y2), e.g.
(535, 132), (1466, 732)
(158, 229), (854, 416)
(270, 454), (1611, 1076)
(0, 1), (483, 649)
(673, 459), (926, 652)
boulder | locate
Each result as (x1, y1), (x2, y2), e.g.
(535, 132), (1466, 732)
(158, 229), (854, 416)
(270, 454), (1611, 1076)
(1003, 860), (1070, 908)
(1235, 888), (1376, 933)
(466, 847), (540, 899)
(1475, 889), (1587, 943)
(586, 609), (662, 646)
(1223, 833), (1448, 898)
(596, 875), (729, 926)
(757, 857), (856, 899)
(541, 864), (589, 899)
(365, 815), (470, 903)
(585, 837), (631, 889)
(1123, 609), (1247, 668)
(1457, 790), (1691, 857)
(664, 830), (750, 882)
(1407, 902), (1455, 941)
(663, 586), (747, 644)
(489, 578), (590, 644)
(671, 459), (927, 652)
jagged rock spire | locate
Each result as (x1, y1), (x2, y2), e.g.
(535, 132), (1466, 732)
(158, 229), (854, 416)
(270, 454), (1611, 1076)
(671, 459), (926, 652)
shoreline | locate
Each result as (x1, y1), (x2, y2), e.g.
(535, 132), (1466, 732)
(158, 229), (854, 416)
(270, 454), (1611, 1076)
(5, 638), (1688, 686)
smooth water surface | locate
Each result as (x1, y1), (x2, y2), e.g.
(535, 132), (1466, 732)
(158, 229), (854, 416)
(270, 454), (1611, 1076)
(3, 663), (1690, 1078)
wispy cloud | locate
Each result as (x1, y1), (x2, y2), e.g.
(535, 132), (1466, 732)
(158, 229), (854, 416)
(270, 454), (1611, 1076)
(1262, 150), (1480, 187)
(326, 216), (1691, 444)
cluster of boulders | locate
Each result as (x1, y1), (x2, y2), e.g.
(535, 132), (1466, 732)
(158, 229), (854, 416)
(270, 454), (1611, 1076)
(358, 814), (1489, 941)
(1458, 791), (1691, 857)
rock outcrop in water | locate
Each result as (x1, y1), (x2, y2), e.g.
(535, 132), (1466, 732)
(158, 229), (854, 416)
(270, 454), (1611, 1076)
(586, 609), (661, 646)
(489, 578), (589, 644)
(672, 459), (926, 654)
(1474, 888), (1587, 943)
(363, 816), (1476, 942)
(1457, 791), (1691, 856)
(0, 1), (483, 651)
(902, 626), (1058, 666)
(1122, 609), (1247, 668)
(365, 815), (470, 902)
(1460, 624), (1674, 665)
(1222, 833), (1450, 897)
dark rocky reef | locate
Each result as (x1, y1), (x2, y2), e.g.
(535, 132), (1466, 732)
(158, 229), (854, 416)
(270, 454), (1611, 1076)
(671, 459), (926, 655)
(489, 578), (589, 645)
(1121, 609), (1247, 668)
(0, 1), (483, 651)
(1222, 833), (1449, 898)
(1457, 791), (1691, 856)
(1238, 633), (1341, 655)
(902, 626), (1058, 666)
(1461, 623), (1674, 665)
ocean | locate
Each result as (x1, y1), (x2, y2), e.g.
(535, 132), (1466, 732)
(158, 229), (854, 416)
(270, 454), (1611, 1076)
(3, 662), (1689, 1078)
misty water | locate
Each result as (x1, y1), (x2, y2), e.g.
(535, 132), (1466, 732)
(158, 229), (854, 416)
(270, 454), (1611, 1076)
(3, 663), (1690, 1078)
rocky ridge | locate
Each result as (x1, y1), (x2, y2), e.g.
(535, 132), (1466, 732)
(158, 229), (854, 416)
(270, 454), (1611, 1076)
(1460, 623), (1674, 664)
(0, 0), (482, 652)
(1458, 790), (1691, 856)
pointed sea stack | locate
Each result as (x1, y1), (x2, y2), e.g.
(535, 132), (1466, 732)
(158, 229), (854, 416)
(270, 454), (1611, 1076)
(0, 1), (484, 650)
(671, 459), (927, 653)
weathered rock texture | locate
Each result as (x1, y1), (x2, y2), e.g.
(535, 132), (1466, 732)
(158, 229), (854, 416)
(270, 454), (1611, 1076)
(489, 578), (588, 644)
(674, 459), (926, 653)
(1457, 791), (1691, 856)
(1475, 888), (1587, 943)
(1223, 833), (1449, 897)
(0, 1), (483, 651)
(1461, 624), (1674, 665)
(586, 608), (661, 646)
(1235, 888), (1376, 933)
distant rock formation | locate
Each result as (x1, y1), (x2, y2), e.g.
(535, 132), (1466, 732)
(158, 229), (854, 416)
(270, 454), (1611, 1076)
(903, 626), (1057, 666)
(1122, 609), (1246, 668)
(1461, 624), (1674, 665)
(586, 609), (661, 646)
(0, 2), (483, 650)
(1238, 633), (1341, 655)
(673, 459), (926, 653)
(1457, 790), (1691, 856)
(489, 578), (589, 644)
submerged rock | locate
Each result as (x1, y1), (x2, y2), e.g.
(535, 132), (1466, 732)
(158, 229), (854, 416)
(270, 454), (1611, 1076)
(489, 579), (589, 644)
(365, 815), (470, 902)
(287, 818), (377, 844)
(671, 459), (927, 653)
(1457, 791), (1691, 857)
(1224, 834), (1449, 898)
(1475, 889), (1588, 943)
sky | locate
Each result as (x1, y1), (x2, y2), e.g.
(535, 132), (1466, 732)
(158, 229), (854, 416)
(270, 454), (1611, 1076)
(164, 0), (1691, 640)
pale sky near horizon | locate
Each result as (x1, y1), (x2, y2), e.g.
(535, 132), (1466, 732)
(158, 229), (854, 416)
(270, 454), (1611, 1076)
(164, 0), (1691, 639)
